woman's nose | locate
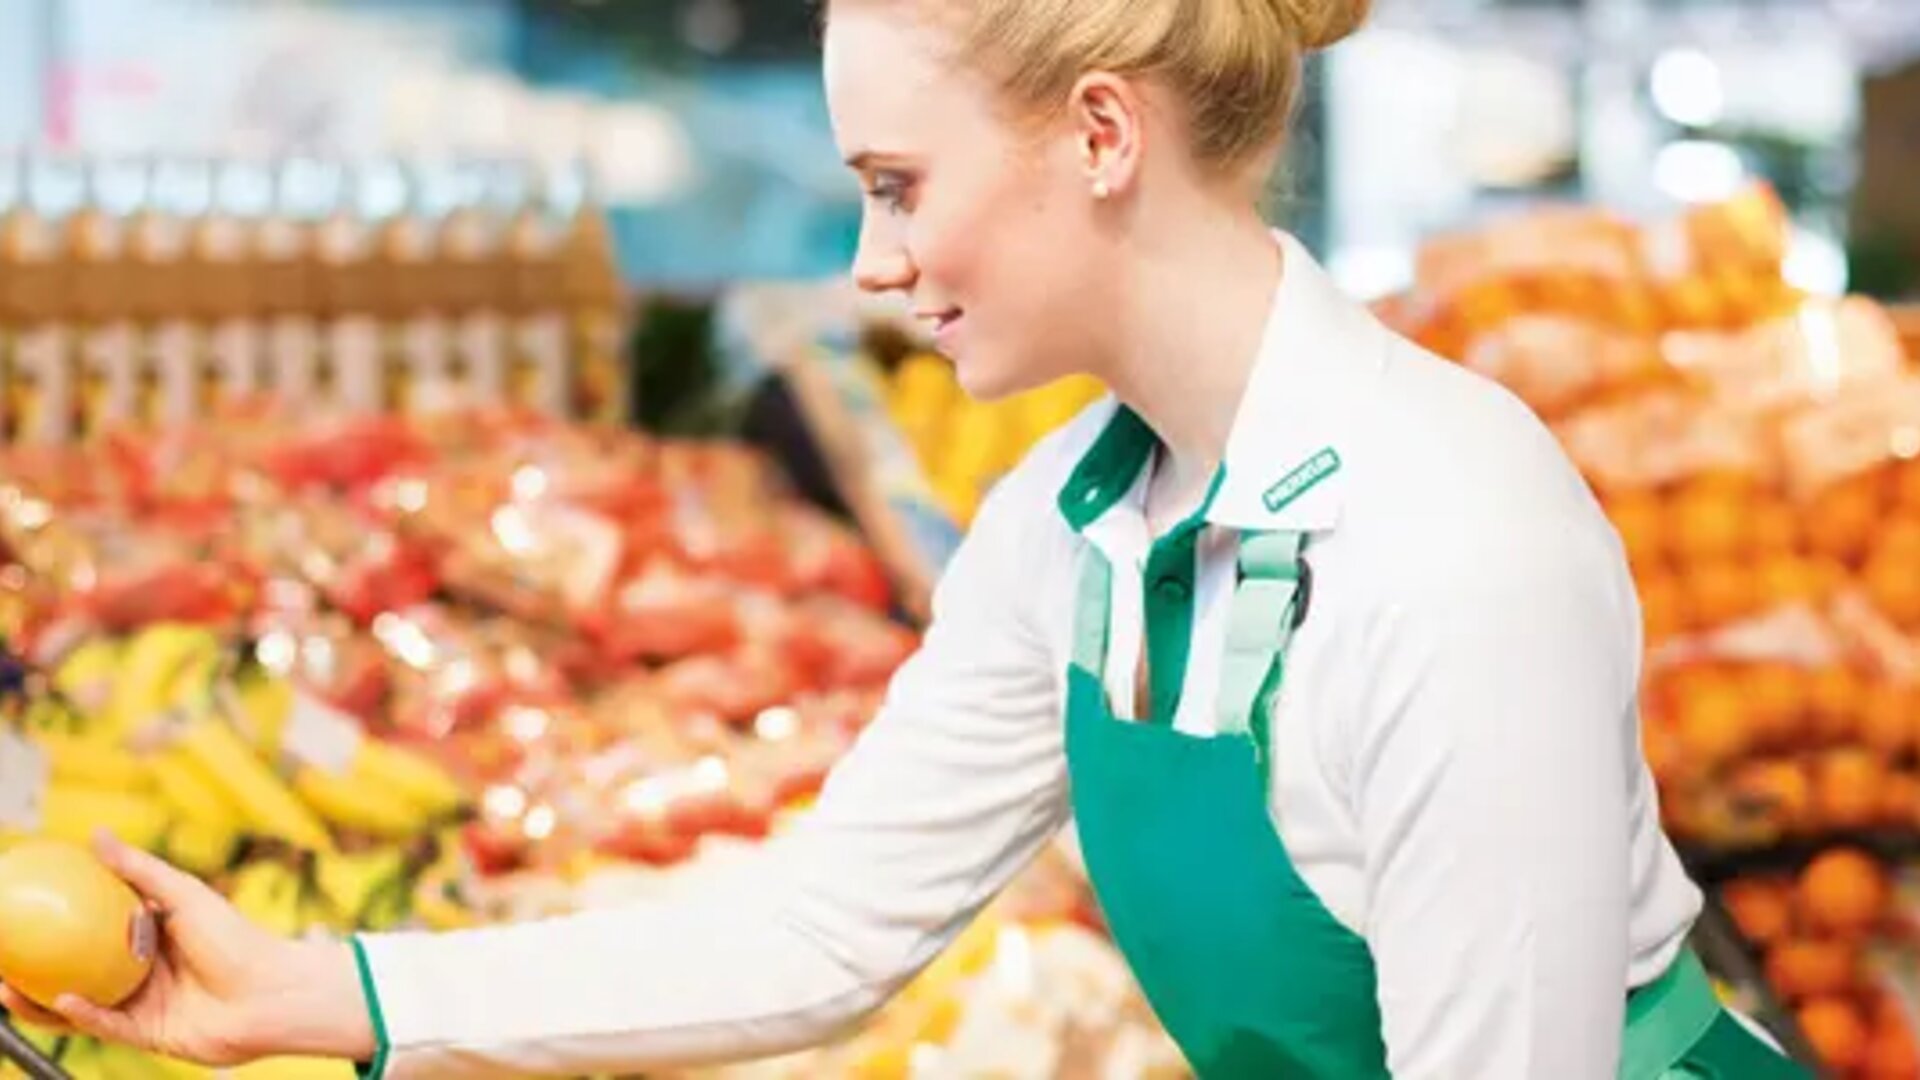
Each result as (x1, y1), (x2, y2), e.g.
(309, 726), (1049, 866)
(852, 226), (915, 295)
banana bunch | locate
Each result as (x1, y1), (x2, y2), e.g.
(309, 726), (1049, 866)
(881, 353), (1105, 525)
(6, 622), (472, 885)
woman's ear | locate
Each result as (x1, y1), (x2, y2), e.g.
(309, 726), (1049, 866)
(1067, 72), (1145, 200)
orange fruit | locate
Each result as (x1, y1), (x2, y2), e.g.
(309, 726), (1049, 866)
(1637, 571), (1688, 645)
(1867, 999), (1920, 1079)
(1800, 847), (1890, 937)
(1684, 558), (1763, 630)
(1767, 938), (1860, 1000)
(1750, 499), (1801, 554)
(1879, 515), (1920, 557)
(1861, 682), (1917, 762)
(1865, 545), (1920, 632)
(1898, 459), (1920, 511)
(1757, 555), (1846, 611)
(1745, 664), (1810, 748)
(1806, 473), (1888, 567)
(1882, 771), (1920, 829)
(1675, 674), (1757, 771)
(1728, 758), (1814, 837)
(1604, 489), (1667, 570)
(1641, 714), (1688, 788)
(1801, 996), (1871, 1074)
(1810, 667), (1867, 745)
(1671, 478), (1753, 563)
(1814, 750), (1886, 832)
(0, 839), (156, 1010)
(1722, 877), (1795, 947)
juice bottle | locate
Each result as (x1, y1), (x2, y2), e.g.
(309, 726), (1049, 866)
(136, 157), (210, 429)
(507, 166), (568, 417)
(199, 156), (269, 405)
(441, 159), (508, 410)
(374, 159), (443, 415)
(71, 155), (141, 439)
(558, 162), (626, 424)
(7, 155), (77, 445)
(258, 157), (322, 406)
(313, 160), (382, 414)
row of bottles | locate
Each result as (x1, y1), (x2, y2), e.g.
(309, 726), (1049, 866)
(0, 153), (627, 444)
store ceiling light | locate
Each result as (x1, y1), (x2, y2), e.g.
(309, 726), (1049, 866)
(1650, 48), (1725, 128)
(1653, 139), (1744, 204)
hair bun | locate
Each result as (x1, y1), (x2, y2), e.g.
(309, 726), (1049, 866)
(1274, 0), (1372, 50)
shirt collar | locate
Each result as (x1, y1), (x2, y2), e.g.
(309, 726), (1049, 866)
(1057, 231), (1391, 537)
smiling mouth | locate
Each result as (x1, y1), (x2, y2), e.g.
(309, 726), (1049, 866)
(921, 310), (963, 338)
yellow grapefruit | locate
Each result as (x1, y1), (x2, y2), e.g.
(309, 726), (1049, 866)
(0, 839), (155, 1009)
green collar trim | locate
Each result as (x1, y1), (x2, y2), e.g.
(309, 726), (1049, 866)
(1057, 406), (1158, 532)
(1056, 406), (1227, 534)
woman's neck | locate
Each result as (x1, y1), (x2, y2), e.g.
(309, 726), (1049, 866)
(1097, 216), (1284, 475)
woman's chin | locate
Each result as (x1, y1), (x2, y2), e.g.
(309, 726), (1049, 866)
(950, 351), (1043, 404)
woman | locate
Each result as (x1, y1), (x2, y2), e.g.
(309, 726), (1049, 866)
(3, 1), (1808, 1076)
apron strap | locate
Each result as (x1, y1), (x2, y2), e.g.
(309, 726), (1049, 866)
(1217, 531), (1310, 786)
(1073, 546), (1116, 675)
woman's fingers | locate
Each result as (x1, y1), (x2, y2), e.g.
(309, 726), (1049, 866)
(93, 831), (215, 916)
(50, 995), (144, 1050)
(0, 984), (74, 1034)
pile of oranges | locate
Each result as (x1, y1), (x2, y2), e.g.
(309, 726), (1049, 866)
(1384, 184), (1920, 855)
(1388, 187), (1920, 1072)
(1722, 848), (1919, 1077)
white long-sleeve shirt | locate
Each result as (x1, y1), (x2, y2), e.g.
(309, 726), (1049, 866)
(356, 232), (1702, 1079)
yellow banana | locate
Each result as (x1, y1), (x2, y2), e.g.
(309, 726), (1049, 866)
(313, 846), (409, 927)
(144, 1055), (213, 1080)
(166, 819), (242, 877)
(226, 859), (308, 938)
(226, 1057), (355, 1080)
(412, 869), (480, 931)
(28, 730), (153, 791)
(51, 636), (125, 715)
(38, 782), (172, 852)
(104, 625), (222, 739)
(350, 740), (468, 819)
(175, 712), (334, 854)
(231, 675), (294, 760)
(292, 767), (428, 841)
(147, 748), (242, 833)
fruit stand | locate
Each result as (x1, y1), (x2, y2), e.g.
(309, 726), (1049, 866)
(1379, 183), (1920, 1078)
(0, 398), (1174, 1078)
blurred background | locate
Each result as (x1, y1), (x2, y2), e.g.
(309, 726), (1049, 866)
(0, 0), (1916, 292)
(3, 3), (1920, 1079)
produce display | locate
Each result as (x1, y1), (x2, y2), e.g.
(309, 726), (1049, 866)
(1719, 848), (1920, 1078)
(0, 401), (1175, 1079)
(878, 353), (1105, 527)
(1383, 182), (1920, 1075)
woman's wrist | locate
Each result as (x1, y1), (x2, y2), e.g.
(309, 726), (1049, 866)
(248, 938), (380, 1063)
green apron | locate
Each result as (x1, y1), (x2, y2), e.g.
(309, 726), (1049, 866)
(1062, 528), (1809, 1079)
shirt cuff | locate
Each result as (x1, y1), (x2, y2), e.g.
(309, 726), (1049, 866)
(349, 936), (393, 1080)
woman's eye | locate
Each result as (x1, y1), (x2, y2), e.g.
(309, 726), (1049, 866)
(866, 173), (914, 214)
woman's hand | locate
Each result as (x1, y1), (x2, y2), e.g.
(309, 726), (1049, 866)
(0, 834), (376, 1067)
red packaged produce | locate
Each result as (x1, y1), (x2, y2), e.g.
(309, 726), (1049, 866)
(777, 505), (894, 611)
(651, 642), (799, 727)
(587, 557), (742, 665)
(261, 413), (434, 493)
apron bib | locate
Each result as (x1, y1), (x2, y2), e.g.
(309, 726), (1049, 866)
(1063, 531), (1808, 1079)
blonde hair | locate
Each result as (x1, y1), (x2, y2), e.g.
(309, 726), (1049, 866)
(842, 0), (1371, 170)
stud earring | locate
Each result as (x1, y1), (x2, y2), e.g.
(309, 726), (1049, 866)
(1092, 179), (1111, 200)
